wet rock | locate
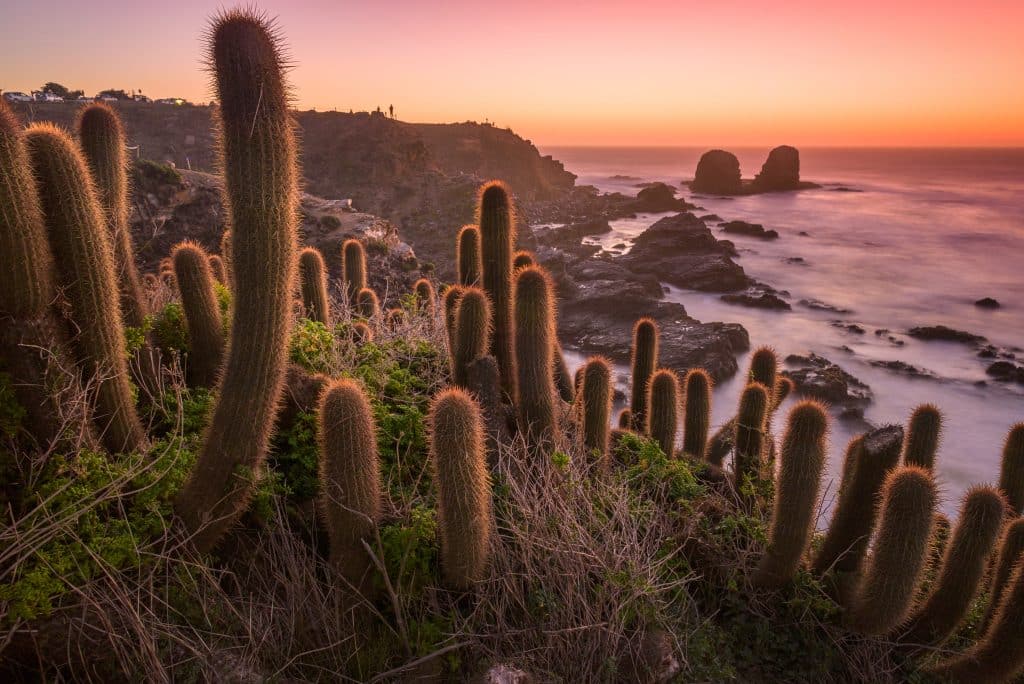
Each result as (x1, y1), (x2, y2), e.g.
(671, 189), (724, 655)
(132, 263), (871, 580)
(798, 230), (811, 236)
(700, 214), (722, 222)
(632, 182), (689, 212)
(752, 145), (801, 191)
(784, 256), (807, 265)
(975, 297), (1001, 309)
(868, 359), (937, 379)
(986, 361), (1024, 384)
(691, 149), (742, 194)
(720, 220), (779, 240)
(908, 325), (987, 345)
(831, 321), (866, 334)
(720, 292), (791, 310)
(782, 353), (872, 409)
(800, 299), (852, 314)
(533, 219), (611, 251)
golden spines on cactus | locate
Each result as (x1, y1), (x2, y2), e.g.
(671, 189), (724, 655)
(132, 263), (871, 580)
(629, 317), (659, 432)
(478, 180), (516, 395)
(999, 423), (1024, 515)
(342, 238), (367, 306)
(413, 278), (436, 314)
(513, 265), (560, 447)
(174, 9), (299, 552)
(902, 403), (942, 469)
(646, 369), (679, 457)
(981, 518), (1024, 634)
(219, 229), (233, 285)
(442, 285), (464, 361)
(318, 378), (381, 592)
(580, 356), (612, 466)
(429, 387), (493, 589)
(847, 466), (936, 635)
(355, 287), (379, 320)
(733, 382), (769, 491)
(753, 401), (828, 588)
(748, 346), (777, 389)
(297, 247), (330, 324)
(457, 224), (482, 287)
(682, 369), (712, 460)
(208, 254), (228, 286)
(900, 486), (1006, 646)
(25, 122), (145, 454)
(452, 287), (491, 388)
(513, 250), (535, 270)
(172, 242), (225, 387)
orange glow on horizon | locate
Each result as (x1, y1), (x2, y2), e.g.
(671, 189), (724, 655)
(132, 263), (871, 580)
(1, 1), (1022, 147)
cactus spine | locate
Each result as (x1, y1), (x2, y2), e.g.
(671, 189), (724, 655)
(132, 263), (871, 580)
(208, 254), (227, 286)
(318, 379), (381, 590)
(341, 238), (367, 306)
(513, 265), (559, 447)
(452, 287), (491, 388)
(733, 383), (769, 490)
(646, 369), (679, 457)
(219, 229), (233, 285)
(901, 486), (1006, 645)
(999, 423), (1024, 515)
(513, 250), (535, 270)
(429, 388), (493, 589)
(981, 518), (1024, 633)
(355, 287), (379, 320)
(902, 403), (942, 469)
(580, 356), (612, 465)
(173, 242), (225, 388)
(25, 124), (145, 454)
(174, 11), (298, 551)
(629, 318), (659, 432)
(297, 247), (330, 324)
(753, 401), (828, 587)
(749, 346), (777, 389)
(413, 278), (436, 313)
(457, 224), (482, 287)
(478, 181), (515, 395)
(847, 466), (937, 635)
(682, 369), (712, 460)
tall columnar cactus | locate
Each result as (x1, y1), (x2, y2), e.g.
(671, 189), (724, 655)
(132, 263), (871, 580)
(902, 403), (942, 469)
(682, 369), (712, 460)
(452, 287), (491, 388)
(342, 238), (367, 306)
(929, 560), (1024, 684)
(753, 401), (828, 588)
(174, 11), (299, 551)
(0, 101), (68, 447)
(25, 123), (145, 454)
(847, 466), (937, 635)
(733, 382), (769, 491)
(442, 285), (464, 360)
(981, 518), (1024, 633)
(646, 369), (679, 457)
(173, 242), (225, 387)
(429, 387), (493, 589)
(772, 376), (794, 412)
(513, 250), (535, 270)
(208, 254), (228, 286)
(317, 378), (381, 591)
(297, 247), (330, 324)
(749, 346), (777, 389)
(220, 229), (233, 285)
(901, 486), (1006, 645)
(999, 423), (1024, 515)
(580, 356), (612, 465)
(457, 224), (482, 287)
(553, 342), (575, 404)
(478, 181), (515, 395)
(629, 318), (659, 432)
(813, 425), (903, 577)
(413, 278), (436, 314)
(355, 287), (379, 320)
(513, 265), (559, 447)
(77, 103), (148, 331)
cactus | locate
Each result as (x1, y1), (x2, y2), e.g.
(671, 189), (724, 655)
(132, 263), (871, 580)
(385, 308), (405, 329)
(351, 321), (373, 344)
(452, 287), (491, 388)
(172, 242), (225, 387)
(981, 518), (1024, 634)
(513, 250), (535, 270)
(772, 376), (794, 412)
(478, 181), (516, 395)
(413, 278), (436, 313)
(682, 369), (712, 460)
(457, 224), (482, 286)
(513, 265), (559, 446)
(442, 285), (464, 360)
(999, 423), (1024, 515)
(355, 287), (379, 320)
(618, 409), (633, 430)
(646, 369), (679, 457)
(580, 356), (612, 465)
(847, 466), (937, 635)
(25, 123), (145, 454)
(749, 346), (777, 389)
(174, 10), (299, 551)
(429, 388), (493, 589)
(297, 247), (330, 324)
(733, 383), (769, 491)
(753, 401), (828, 588)
(208, 254), (228, 286)
(553, 342), (575, 404)
(220, 229), (233, 284)
(902, 404), (942, 469)
(341, 238), (367, 306)
(813, 425), (903, 577)
(143, 272), (158, 289)
(317, 378), (381, 591)
(901, 486), (1006, 645)
(629, 318), (659, 432)
(929, 560), (1024, 684)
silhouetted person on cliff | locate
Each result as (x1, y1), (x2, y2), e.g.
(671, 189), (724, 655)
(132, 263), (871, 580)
(389, 104), (394, 118)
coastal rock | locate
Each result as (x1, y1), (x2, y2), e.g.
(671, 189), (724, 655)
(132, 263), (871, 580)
(868, 359), (937, 379)
(975, 297), (1001, 309)
(752, 145), (801, 191)
(720, 292), (791, 310)
(782, 353), (872, 409)
(691, 150), (742, 195)
(908, 325), (987, 345)
(986, 361), (1024, 384)
(632, 182), (689, 212)
(720, 220), (779, 240)
(533, 219), (611, 252)
(620, 213), (749, 292)
(800, 299), (852, 314)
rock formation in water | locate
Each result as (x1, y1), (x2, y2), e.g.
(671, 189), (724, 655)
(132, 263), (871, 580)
(752, 145), (801, 191)
(691, 149), (742, 194)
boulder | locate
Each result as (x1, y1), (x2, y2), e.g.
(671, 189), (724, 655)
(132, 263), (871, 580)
(720, 292), (791, 310)
(632, 182), (688, 212)
(720, 220), (779, 240)
(907, 325), (987, 345)
(691, 149), (742, 195)
(782, 353), (872, 409)
(975, 297), (1001, 309)
(752, 145), (801, 191)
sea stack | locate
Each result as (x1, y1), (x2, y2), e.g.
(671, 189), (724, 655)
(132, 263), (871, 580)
(752, 145), (801, 191)
(691, 149), (742, 194)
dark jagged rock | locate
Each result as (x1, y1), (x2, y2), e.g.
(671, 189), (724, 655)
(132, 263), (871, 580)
(868, 360), (937, 379)
(720, 292), (791, 310)
(720, 220), (779, 240)
(908, 325), (987, 345)
(986, 361), (1024, 384)
(632, 182), (689, 212)
(691, 149), (742, 195)
(800, 299), (852, 314)
(975, 297), (1001, 309)
(782, 353), (872, 409)
(620, 213), (749, 292)
(831, 321), (866, 335)
(751, 145), (801, 191)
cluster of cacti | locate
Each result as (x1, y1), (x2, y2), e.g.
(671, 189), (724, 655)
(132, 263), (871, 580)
(298, 247), (330, 324)
(172, 242), (225, 387)
(342, 238), (367, 306)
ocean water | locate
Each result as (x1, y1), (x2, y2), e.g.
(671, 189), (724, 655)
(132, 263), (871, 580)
(544, 146), (1024, 516)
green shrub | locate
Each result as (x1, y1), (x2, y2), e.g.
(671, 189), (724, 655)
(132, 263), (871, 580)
(153, 301), (188, 355)
(288, 319), (336, 374)
(270, 410), (320, 501)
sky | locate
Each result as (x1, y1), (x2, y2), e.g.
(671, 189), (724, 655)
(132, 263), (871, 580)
(1, 0), (1022, 147)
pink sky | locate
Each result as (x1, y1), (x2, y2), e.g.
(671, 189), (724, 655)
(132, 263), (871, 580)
(1, 0), (1022, 146)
